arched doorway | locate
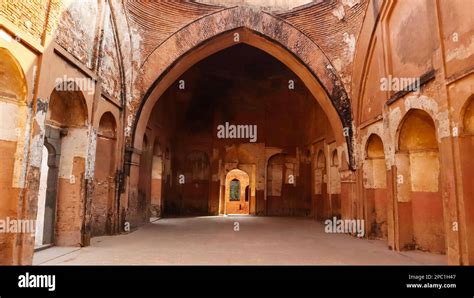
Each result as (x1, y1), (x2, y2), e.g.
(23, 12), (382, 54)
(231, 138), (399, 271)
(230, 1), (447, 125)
(396, 109), (445, 253)
(363, 134), (388, 240)
(125, 9), (354, 225)
(0, 48), (28, 262)
(314, 150), (327, 221)
(131, 9), (354, 168)
(91, 112), (117, 236)
(328, 148), (341, 219)
(35, 146), (49, 247)
(35, 142), (59, 248)
(44, 82), (88, 247)
(126, 11), (347, 223)
(225, 169), (250, 215)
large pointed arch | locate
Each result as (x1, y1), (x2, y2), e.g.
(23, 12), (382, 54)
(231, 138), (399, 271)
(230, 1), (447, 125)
(130, 7), (355, 169)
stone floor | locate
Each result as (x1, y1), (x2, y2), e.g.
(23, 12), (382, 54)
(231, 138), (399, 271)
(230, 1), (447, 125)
(33, 216), (446, 265)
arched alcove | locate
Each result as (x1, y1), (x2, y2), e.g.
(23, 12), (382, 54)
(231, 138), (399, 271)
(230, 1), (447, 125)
(44, 82), (89, 246)
(266, 153), (309, 216)
(314, 150), (328, 220)
(48, 84), (88, 128)
(0, 48), (28, 262)
(396, 109), (445, 254)
(363, 134), (388, 240)
(328, 148), (341, 218)
(91, 112), (118, 237)
(131, 10), (355, 169)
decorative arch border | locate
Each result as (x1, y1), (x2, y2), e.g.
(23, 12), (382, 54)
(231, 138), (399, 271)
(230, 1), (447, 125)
(130, 7), (355, 169)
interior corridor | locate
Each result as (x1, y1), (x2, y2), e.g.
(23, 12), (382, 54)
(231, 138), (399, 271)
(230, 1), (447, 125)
(1, 0), (473, 266)
(33, 216), (445, 265)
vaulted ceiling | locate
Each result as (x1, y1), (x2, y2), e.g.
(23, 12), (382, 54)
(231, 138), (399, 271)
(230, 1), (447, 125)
(124, 0), (369, 93)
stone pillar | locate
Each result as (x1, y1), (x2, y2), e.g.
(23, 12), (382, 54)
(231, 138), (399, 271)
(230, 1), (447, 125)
(439, 137), (463, 264)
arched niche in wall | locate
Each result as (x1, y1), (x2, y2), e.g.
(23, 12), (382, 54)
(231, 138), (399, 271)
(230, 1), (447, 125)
(266, 153), (308, 216)
(35, 142), (59, 248)
(48, 83), (88, 128)
(314, 150), (328, 221)
(396, 109), (445, 254)
(0, 48), (28, 262)
(91, 112), (118, 237)
(45, 82), (89, 246)
(363, 134), (388, 240)
(328, 148), (341, 218)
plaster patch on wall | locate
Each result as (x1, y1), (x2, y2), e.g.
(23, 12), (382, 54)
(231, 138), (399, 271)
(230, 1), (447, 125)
(410, 151), (439, 192)
(85, 127), (97, 180)
(342, 0), (361, 8)
(387, 107), (402, 167)
(12, 102), (31, 189)
(437, 111), (451, 139)
(28, 99), (48, 168)
(58, 128), (88, 179)
(362, 159), (387, 189)
(332, 57), (343, 73)
(29, 134), (45, 168)
(0, 102), (20, 141)
(125, 114), (134, 138)
(395, 152), (411, 203)
(332, 4), (345, 21)
(341, 75), (351, 87)
(343, 32), (356, 58)
(446, 36), (474, 61)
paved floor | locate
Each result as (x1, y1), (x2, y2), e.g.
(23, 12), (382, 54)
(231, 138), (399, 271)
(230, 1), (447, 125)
(33, 216), (446, 265)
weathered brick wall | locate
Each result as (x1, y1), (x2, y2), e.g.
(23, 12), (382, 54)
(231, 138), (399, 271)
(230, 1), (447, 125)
(99, 6), (122, 100)
(109, 1), (137, 106)
(54, 0), (99, 68)
(124, 0), (223, 59)
(277, 0), (369, 94)
(1, 0), (49, 40)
